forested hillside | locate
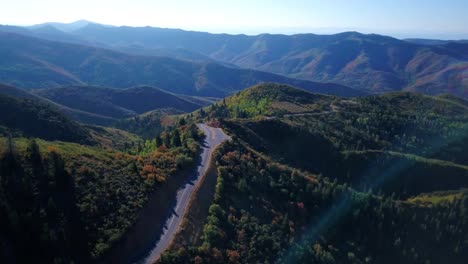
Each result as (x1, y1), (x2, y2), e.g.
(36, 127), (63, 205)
(160, 83), (468, 264)
(0, 82), (467, 263)
(203, 84), (468, 193)
(0, 95), (204, 262)
(162, 141), (468, 263)
(0, 94), (91, 143)
(33, 86), (206, 119)
(0, 83), (120, 126)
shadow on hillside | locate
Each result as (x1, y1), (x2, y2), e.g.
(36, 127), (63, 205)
(102, 139), (209, 264)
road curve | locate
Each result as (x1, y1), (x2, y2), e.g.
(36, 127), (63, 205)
(139, 123), (230, 264)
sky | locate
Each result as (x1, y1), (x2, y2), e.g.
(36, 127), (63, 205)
(1, 0), (467, 39)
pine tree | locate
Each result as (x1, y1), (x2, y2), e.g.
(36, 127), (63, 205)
(155, 135), (162, 147)
(199, 108), (205, 118)
(171, 129), (182, 147)
(179, 117), (186, 126)
(163, 132), (171, 147)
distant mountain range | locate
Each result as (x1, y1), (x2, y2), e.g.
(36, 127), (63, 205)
(404, 38), (468, 46)
(68, 25), (467, 98)
(27, 20), (107, 32)
(0, 31), (365, 98)
(0, 21), (467, 99)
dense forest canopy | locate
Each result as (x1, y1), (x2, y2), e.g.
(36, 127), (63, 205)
(0, 82), (467, 263)
(160, 83), (468, 264)
(0, 97), (203, 262)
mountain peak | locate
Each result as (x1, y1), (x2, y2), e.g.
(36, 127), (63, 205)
(71, 19), (93, 24)
(28, 19), (101, 32)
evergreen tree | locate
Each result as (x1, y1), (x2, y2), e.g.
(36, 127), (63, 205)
(171, 129), (182, 147)
(155, 135), (162, 147)
(163, 132), (171, 147)
(178, 117), (186, 126)
(199, 108), (205, 118)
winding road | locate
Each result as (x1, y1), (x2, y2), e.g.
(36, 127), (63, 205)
(139, 123), (229, 264)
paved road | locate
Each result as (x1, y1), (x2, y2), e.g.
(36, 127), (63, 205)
(139, 124), (229, 264)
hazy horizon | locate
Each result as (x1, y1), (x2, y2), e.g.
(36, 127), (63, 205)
(2, 20), (466, 41)
(2, 0), (468, 40)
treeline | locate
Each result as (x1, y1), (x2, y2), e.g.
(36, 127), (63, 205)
(0, 139), (89, 263)
(340, 151), (468, 198)
(308, 93), (468, 163)
(137, 120), (202, 154)
(114, 108), (184, 140)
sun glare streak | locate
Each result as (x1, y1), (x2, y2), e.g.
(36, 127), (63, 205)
(277, 120), (468, 262)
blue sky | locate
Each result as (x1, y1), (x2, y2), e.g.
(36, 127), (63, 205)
(1, 0), (467, 39)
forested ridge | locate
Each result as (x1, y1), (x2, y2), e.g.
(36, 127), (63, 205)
(160, 83), (468, 264)
(161, 140), (468, 263)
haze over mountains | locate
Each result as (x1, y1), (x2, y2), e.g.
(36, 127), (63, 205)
(28, 20), (107, 32)
(0, 31), (365, 98)
(0, 18), (467, 263)
(0, 20), (467, 99)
